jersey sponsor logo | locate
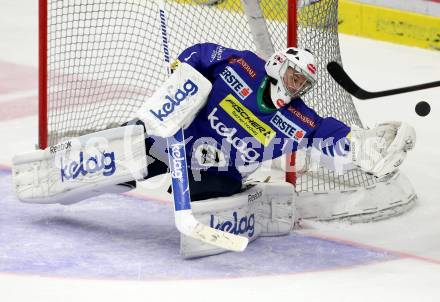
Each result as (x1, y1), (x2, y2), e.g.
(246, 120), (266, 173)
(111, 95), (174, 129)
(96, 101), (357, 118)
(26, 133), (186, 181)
(169, 143), (185, 179)
(220, 66), (253, 100)
(228, 56), (257, 78)
(210, 45), (225, 62)
(210, 211), (255, 237)
(219, 94), (275, 146)
(194, 143), (227, 168)
(50, 140), (72, 154)
(208, 107), (260, 163)
(270, 111), (306, 142)
(287, 106), (316, 128)
(149, 79), (198, 122)
(60, 151), (116, 182)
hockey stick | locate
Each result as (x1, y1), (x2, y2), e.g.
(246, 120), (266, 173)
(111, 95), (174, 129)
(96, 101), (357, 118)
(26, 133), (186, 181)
(167, 130), (248, 251)
(158, 1), (248, 252)
(327, 61), (440, 100)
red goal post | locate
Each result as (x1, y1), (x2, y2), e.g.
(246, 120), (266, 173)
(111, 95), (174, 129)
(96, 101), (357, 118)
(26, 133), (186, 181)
(38, 0), (48, 150)
(286, 0), (297, 184)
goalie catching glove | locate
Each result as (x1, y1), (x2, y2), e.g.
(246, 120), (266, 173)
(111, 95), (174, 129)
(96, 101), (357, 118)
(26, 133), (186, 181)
(349, 121), (416, 178)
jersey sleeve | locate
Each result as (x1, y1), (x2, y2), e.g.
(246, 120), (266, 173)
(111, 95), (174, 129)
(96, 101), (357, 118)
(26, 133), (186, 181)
(174, 43), (249, 80)
(280, 98), (351, 157)
(311, 116), (351, 156)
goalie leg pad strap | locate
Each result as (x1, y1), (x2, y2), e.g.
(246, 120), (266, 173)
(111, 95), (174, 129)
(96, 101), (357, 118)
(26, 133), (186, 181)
(12, 125), (147, 204)
(180, 182), (295, 258)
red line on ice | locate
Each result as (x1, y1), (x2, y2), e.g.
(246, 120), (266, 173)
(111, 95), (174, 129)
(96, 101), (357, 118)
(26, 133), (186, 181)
(0, 61), (37, 120)
(0, 61), (36, 94)
(0, 96), (37, 121)
(303, 231), (440, 265)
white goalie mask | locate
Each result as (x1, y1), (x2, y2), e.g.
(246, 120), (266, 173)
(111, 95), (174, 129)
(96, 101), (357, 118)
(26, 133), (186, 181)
(264, 47), (317, 109)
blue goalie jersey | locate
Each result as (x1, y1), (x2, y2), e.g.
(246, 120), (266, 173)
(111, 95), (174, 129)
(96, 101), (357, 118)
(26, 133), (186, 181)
(169, 43), (350, 182)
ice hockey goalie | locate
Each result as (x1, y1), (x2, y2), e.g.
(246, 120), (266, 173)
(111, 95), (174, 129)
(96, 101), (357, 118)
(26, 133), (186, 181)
(12, 43), (416, 257)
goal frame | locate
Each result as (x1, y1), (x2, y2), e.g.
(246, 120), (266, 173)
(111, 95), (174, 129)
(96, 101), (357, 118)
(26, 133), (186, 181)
(37, 0), (299, 183)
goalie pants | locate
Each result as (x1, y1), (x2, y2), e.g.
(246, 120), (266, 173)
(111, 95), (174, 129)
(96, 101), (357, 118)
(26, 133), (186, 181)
(147, 136), (242, 201)
(122, 120), (243, 201)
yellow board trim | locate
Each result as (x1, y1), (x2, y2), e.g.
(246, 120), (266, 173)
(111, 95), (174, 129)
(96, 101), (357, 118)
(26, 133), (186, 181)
(219, 94), (275, 146)
(170, 0), (440, 51)
(339, 0), (440, 51)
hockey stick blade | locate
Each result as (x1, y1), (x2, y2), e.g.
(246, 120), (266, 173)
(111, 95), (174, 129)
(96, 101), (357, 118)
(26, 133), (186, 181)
(176, 211), (248, 252)
(327, 61), (440, 100)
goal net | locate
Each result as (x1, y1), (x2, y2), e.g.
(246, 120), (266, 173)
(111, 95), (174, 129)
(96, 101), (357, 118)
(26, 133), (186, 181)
(40, 0), (357, 145)
(39, 0), (417, 221)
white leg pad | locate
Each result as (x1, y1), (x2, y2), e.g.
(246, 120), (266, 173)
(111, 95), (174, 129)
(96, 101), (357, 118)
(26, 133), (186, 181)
(12, 125), (147, 205)
(180, 182), (295, 258)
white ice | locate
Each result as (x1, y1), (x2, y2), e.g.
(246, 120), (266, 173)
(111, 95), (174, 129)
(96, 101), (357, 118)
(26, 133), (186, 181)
(1, 1), (440, 301)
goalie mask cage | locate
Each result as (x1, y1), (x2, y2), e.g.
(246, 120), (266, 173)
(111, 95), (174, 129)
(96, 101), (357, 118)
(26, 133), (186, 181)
(39, 0), (417, 220)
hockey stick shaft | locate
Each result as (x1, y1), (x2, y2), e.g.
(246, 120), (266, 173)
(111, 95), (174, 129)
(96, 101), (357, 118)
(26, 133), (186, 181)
(327, 61), (440, 100)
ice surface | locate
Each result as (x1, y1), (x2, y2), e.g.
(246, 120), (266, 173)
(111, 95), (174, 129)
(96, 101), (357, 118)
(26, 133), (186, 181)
(0, 169), (397, 280)
(1, 0), (440, 301)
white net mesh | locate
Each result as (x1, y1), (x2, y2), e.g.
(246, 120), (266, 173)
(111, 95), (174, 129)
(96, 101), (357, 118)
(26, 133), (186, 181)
(43, 0), (377, 192)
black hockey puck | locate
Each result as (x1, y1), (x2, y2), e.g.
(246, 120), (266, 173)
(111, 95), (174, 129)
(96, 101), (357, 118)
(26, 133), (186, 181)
(415, 101), (431, 116)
